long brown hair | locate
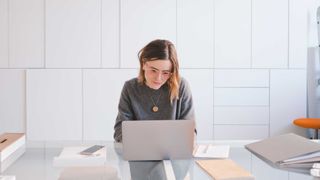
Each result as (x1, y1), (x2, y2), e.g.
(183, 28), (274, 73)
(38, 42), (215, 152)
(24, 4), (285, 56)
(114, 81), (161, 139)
(137, 39), (180, 102)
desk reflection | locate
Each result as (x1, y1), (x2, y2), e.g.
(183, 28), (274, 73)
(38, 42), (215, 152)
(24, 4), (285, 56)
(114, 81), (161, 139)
(114, 142), (192, 180)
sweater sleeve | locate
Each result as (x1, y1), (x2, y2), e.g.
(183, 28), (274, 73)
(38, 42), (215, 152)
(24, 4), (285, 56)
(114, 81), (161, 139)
(177, 78), (197, 134)
(113, 82), (134, 142)
(178, 78), (195, 120)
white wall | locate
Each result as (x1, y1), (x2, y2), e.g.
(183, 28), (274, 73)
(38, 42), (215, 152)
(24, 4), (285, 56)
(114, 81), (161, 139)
(0, 0), (312, 141)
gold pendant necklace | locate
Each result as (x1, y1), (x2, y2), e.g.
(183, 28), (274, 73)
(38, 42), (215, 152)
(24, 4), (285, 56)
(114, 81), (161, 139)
(149, 91), (162, 113)
(152, 106), (159, 112)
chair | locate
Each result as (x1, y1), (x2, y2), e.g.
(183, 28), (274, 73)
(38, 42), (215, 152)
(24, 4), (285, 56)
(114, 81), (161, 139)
(293, 118), (320, 139)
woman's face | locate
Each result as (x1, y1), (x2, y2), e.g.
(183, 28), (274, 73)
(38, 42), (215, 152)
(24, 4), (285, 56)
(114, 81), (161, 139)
(143, 59), (172, 90)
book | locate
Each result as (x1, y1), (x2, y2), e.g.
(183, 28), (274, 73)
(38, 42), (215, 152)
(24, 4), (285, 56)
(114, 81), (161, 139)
(193, 144), (229, 158)
(245, 133), (320, 169)
(196, 159), (254, 180)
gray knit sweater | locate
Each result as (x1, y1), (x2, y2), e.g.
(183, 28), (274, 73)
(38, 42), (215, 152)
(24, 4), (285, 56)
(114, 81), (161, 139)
(113, 77), (195, 142)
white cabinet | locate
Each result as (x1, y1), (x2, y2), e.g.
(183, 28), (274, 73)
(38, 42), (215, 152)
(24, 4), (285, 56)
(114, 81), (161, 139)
(83, 69), (138, 141)
(289, 0), (308, 68)
(27, 70), (82, 140)
(252, 0), (288, 68)
(214, 88), (269, 106)
(181, 69), (214, 140)
(214, 69), (269, 87)
(177, 0), (214, 68)
(46, 0), (101, 68)
(214, 0), (251, 68)
(213, 125), (269, 140)
(0, 0), (8, 68)
(0, 70), (25, 134)
(270, 70), (307, 136)
(214, 107), (269, 125)
(120, 0), (176, 68)
(102, 0), (120, 68)
(9, 0), (44, 68)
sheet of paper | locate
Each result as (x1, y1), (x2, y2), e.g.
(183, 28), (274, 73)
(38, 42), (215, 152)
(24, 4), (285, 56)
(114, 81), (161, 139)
(194, 144), (229, 158)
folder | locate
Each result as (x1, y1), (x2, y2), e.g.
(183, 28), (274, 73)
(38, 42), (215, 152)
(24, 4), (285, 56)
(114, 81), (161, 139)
(245, 133), (320, 170)
(196, 159), (254, 180)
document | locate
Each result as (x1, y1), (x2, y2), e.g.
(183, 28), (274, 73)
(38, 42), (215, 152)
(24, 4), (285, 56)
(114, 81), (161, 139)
(194, 144), (229, 158)
(196, 159), (254, 180)
(245, 133), (320, 169)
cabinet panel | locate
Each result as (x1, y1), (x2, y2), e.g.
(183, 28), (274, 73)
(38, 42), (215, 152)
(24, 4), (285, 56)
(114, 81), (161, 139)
(0, 0), (8, 67)
(214, 125), (269, 140)
(102, 0), (119, 68)
(215, 0), (251, 68)
(121, 0), (176, 68)
(270, 70), (306, 136)
(177, 0), (214, 68)
(46, 0), (100, 68)
(9, 0), (44, 68)
(252, 0), (288, 68)
(214, 107), (269, 125)
(0, 70), (25, 134)
(289, 0), (308, 68)
(181, 69), (214, 140)
(27, 69), (82, 140)
(214, 69), (269, 87)
(214, 88), (269, 106)
(83, 69), (138, 141)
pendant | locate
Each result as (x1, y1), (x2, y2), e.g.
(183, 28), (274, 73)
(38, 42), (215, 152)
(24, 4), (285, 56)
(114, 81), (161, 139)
(152, 106), (159, 112)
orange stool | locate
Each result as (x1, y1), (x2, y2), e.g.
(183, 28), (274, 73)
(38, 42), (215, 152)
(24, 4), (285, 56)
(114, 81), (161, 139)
(293, 118), (320, 139)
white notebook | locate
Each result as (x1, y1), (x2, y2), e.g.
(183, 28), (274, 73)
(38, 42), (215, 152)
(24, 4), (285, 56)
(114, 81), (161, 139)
(194, 144), (229, 158)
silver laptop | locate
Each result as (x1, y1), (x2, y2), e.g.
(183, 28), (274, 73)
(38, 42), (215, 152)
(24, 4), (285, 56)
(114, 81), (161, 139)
(122, 120), (195, 161)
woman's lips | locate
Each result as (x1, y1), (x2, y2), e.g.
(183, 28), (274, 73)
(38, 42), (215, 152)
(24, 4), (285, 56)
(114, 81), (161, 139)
(153, 81), (162, 85)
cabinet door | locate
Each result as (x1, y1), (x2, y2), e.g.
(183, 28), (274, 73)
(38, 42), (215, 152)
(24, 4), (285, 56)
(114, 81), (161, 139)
(120, 0), (176, 68)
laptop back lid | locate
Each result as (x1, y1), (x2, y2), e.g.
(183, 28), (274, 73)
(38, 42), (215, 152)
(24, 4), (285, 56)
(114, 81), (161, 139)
(122, 120), (195, 161)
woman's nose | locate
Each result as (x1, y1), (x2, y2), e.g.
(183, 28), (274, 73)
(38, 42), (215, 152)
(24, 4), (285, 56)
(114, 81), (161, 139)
(155, 72), (162, 80)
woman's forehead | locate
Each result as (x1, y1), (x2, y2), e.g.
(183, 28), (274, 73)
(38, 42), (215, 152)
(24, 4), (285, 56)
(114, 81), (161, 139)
(146, 59), (172, 70)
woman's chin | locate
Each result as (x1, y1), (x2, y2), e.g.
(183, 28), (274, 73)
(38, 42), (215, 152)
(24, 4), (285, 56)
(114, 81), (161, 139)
(150, 85), (161, 90)
(145, 81), (163, 90)
(148, 83), (162, 90)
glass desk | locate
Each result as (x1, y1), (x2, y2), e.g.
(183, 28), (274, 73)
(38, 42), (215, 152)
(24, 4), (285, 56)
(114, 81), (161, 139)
(0, 141), (318, 180)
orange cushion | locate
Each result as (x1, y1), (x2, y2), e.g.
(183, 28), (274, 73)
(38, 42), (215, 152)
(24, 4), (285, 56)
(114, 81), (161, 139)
(293, 118), (320, 129)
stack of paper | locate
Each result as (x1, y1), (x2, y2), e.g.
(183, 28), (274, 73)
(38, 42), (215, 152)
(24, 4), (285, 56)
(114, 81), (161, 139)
(310, 163), (320, 177)
(53, 146), (106, 167)
(0, 176), (15, 180)
(194, 144), (229, 158)
(245, 133), (320, 171)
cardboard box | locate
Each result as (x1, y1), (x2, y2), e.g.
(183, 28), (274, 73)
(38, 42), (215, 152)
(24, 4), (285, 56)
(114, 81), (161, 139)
(0, 133), (26, 172)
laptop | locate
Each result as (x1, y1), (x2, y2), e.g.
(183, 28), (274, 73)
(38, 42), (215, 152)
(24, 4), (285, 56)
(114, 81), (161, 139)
(122, 120), (195, 161)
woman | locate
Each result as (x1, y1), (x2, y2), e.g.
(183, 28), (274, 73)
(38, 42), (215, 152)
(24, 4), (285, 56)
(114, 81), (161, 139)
(113, 39), (195, 180)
